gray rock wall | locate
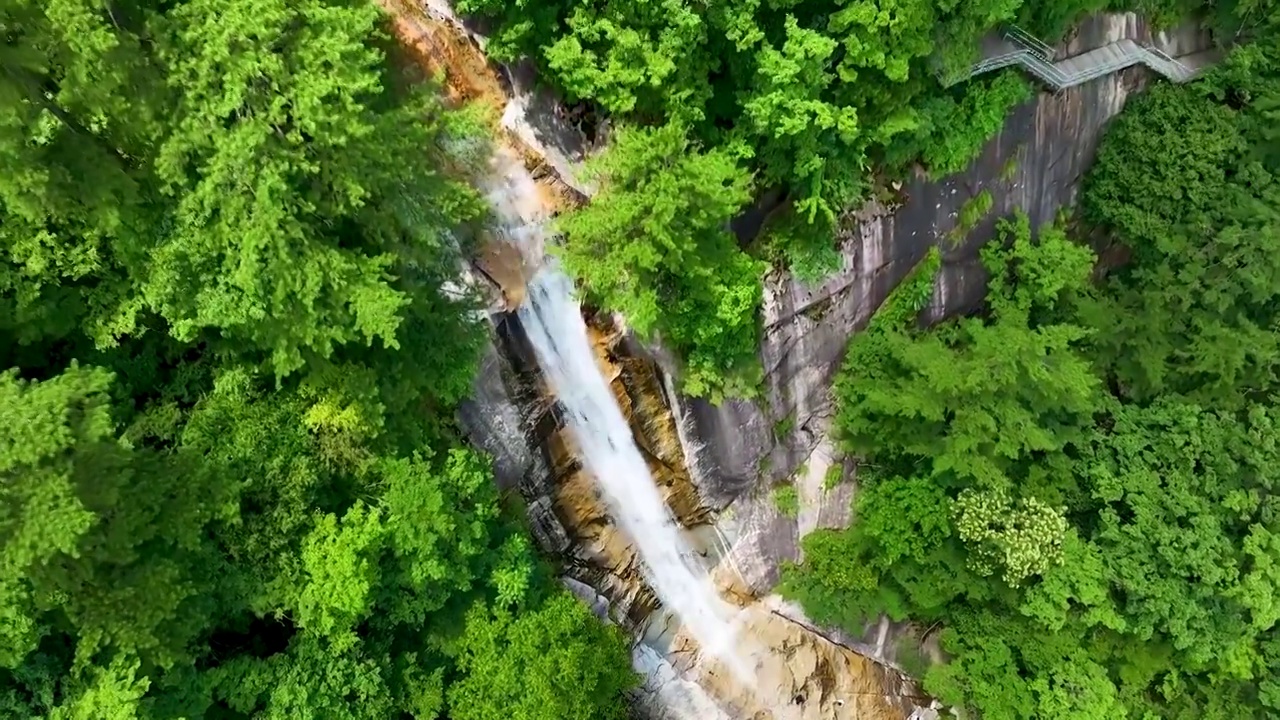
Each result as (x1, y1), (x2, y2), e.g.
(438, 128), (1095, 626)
(679, 13), (1215, 509)
(458, 315), (578, 554)
(461, 8), (1216, 611)
(454, 6), (1216, 695)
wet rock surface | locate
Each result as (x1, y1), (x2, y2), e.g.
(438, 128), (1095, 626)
(653, 605), (936, 720)
(399, 2), (1213, 715)
(685, 13), (1215, 669)
(461, 298), (936, 717)
(686, 14), (1215, 508)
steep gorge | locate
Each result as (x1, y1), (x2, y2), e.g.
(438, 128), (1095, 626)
(383, 1), (1214, 717)
(670, 11), (1216, 664)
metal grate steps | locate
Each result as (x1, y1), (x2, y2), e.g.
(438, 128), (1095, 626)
(944, 25), (1209, 89)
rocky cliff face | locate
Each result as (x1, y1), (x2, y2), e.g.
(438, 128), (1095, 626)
(677, 10), (1214, 584)
(390, 0), (1212, 714)
(391, 4), (938, 713)
(658, 14), (1216, 671)
(460, 307), (934, 719)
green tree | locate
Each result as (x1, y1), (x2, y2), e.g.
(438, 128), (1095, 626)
(0, 0), (161, 346)
(783, 38), (1280, 720)
(448, 592), (637, 720)
(741, 15), (863, 224)
(146, 0), (485, 375)
(1, 1), (637, 717)
(1, 366), (112, 666)
(541, 0), (712, 118)
(781, 474), (977, 625)
(47, 657), (152, 720)
(924, 610), (1127, 720)
(1076, 400), (1280, 678)
(558, 122), (763, 399)
(1083, 63), (1280, 407)
(2, 0), (485, 379)
(835, 214), (1101, 486)
(210, 634), (398, 720)
(0, 366), (229, 671)
(890, 73), (1033, 176)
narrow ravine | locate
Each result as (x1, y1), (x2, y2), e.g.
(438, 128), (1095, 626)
(391, 3), (936, 717)
(517, 268), (753, 676)
(481, 143), (756, 688)
(477, 145), (926, 720)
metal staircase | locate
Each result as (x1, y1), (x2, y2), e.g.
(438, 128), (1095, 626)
(944, 25), (1207, 89)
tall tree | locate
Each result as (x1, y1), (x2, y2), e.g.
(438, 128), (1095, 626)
(448, 593), (637, 720)
(741, 15), (863, 224)
(1, 1), (638, 718)
(1084, 62), (1280, 407)
(558, 122), (762, 399)
(147, 0), (486, 375)
(0, 0), (162, 346)
(834, 214), (1101, 487)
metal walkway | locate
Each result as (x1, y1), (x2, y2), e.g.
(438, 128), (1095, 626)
(944, 25), (1215, 89)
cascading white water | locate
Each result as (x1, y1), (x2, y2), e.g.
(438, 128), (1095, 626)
(478, 144), (751, 683)
(517, 268), (750, 678)
(396, 3), (927, 711)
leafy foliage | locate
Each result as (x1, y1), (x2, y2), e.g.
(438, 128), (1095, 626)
(888, 73), (1034, 177)
(835, 214), (1101, 487)
(0, 0), (636, 717)
(457, 0), (1040, 218)
(459, 0), (1191, 395)
(558, 123), (763, 399)
(783, 41), (1280, 720)
(448, 594), (637, 720)
(1083, 49), (1280, 407)
(772, 484), (800, 517)
(953, 487), (1067, 585)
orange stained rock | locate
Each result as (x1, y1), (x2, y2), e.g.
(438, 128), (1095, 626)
(473, 234), (531, 310)
(377, 3), (928, 717)
(379, 0), (581, 216)
(378, 0), (507, 112)
(669, 607), (928, 720)
(589, 319), (714, 528)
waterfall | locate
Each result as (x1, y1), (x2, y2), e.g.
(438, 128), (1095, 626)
(480, 145), (751, 683)
(395, 2), (934, 712)
(518, 269), (751, 678)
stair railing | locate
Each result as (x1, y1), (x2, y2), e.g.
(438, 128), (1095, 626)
(1004, 25), (1056, 60)
(1140, 45), (1194, 80)
(944, 26), (1203, 90)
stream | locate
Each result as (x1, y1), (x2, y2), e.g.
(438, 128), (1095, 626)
(479, 143), (756, 712)
(398, 2), (934, 715)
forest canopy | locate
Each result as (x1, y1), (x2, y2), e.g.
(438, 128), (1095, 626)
(459, 0), (1245, 398)
(782, 34), (1280, 720)
(0, 0), (635, 717)
(8, 0), (1280, 717)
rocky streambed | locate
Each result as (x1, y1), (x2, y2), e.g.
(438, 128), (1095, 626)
(380, 2), (936, 717)
(382, 2), (1214, 717)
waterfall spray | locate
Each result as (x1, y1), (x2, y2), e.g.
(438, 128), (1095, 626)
(481, 146), (755, 685)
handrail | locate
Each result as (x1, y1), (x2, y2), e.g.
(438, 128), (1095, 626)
(1005, 24), (1055, 60)
(1142, 46), (1194, 78)
(968, 51), (1033, 72)
(943, 25), (1207, 89)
